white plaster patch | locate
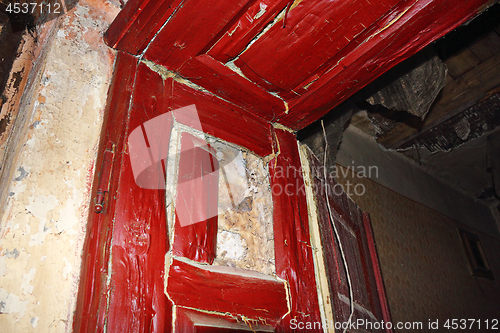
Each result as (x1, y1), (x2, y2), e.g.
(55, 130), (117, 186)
(218, 230), (246, 260)
(21, 268), (36, 295)
(55, 179), (83, 236)
(62, 257), (72, 279)
(0, 288), (27, 318)
(25, 137), (36, 149)
(57, 198), (79, 235)
(31, 316), (38, 328)
(27, 194), (58, 246)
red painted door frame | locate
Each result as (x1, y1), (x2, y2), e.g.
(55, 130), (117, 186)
(73, 52), (322, 332)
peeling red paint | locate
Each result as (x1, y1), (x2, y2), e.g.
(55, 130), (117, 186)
(105, 0), (495, 130)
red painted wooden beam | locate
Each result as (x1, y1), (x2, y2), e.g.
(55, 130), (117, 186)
(166, 258), (289, 321)
(178, 55), (285, 121)
(235, 0), (401, 92)
(277, 0), (497, 129)
(172, 133), (218, 264)
(105, 58), (173, 333)
(142, 0), (255, 70)
(169, 79), (274, 157)
(269, 128), (322, 332)
(104, 0), (495, 131)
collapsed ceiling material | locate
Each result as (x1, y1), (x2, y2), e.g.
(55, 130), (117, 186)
(398, 93), (500, 152)
(360, 2), (500, 151)
(366, 47), (447, 119)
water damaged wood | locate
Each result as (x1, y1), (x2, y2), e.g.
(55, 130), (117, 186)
(397, 92), (500, 152)
(376, 3), (500, 149)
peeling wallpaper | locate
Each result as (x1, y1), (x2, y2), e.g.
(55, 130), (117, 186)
(0, 1), (120, 331)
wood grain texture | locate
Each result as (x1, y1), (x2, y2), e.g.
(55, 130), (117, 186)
(269, 128), (322, 332)
(166, 258), (289, 321)
(207, 0), (291, 64)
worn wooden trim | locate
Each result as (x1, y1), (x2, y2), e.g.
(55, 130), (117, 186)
(174, 307), (275, 332)
(304, 147), (393, 332)
(269, 127), (322, 332)
(172, 133), (218, 264)
(299, 144), (336, 332)
(177, 55), (285, 121)
(169, 79), (274, 157)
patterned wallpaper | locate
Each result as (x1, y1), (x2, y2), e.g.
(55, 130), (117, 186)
(336, 166), (500, 332)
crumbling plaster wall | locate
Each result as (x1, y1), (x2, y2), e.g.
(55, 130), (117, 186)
(0, 1), (120, 331)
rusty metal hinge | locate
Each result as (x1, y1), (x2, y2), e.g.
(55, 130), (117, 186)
(94, 141), (115, 213)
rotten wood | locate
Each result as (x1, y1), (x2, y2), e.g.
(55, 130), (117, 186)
(378, 52), (500, 149)
(398, 92), (500, 152)
(105, 0), (494, 131)
(104, 0), (184, 55)
(366, 48), (447, 118)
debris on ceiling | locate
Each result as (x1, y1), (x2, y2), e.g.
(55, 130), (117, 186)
(345, 2), (500, 200)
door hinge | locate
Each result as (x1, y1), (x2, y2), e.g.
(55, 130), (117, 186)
(94, 141), (115, 213)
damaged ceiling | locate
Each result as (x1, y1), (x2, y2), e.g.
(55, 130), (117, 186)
(350, 2), (500, 200)
(105, 0), (495, 130)
(104, 0), (499, 202)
